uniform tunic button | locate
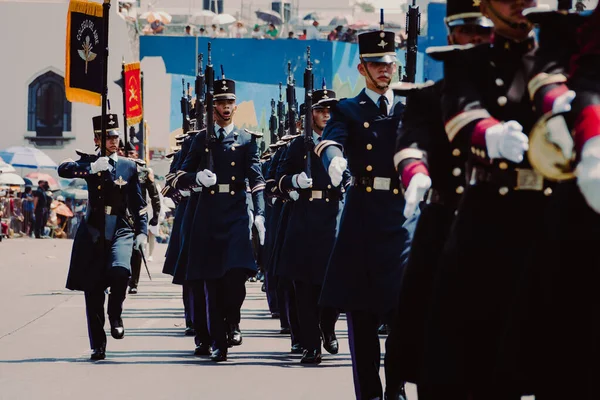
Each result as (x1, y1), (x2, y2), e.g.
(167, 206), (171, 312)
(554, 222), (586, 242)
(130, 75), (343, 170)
(205, 148), (209, 153)
(499, 187), (509, 196)
(231, 176), (236, 181)
(452, 148), (461, 157)
(481, 150), (486, 158)
(499, 162), (508, 170)
(495, 78), (504, 87)
(327, 185), (331, 189)
(210, 190), (215, 195)
(497, 96), (508, 106)
(363, 122), (370, 128)
(230, 191), (235, 195)
(393, 188), (399, 195)
(309, 198), (314, 202)
(366, 186), (372, 193)
(231, 162), (235, 166)
(366, 144), (373, 150)
(97, 185), (101, 190)
(231, 147), (236, 151)
(366, 165), (373, 172)
(325, 198), (330, 202)
(97, 172), (102, 176)
(471, 146), (476, 154)
(452, 168), (461, 177)
(544, 187), (553, 196)
(456, 186), (464, 194)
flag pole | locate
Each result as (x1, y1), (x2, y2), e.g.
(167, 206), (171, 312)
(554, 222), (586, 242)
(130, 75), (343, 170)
(100, 0), (111, 249)
(121, 58), (128, 151)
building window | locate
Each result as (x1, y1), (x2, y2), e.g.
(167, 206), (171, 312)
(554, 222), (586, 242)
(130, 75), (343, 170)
(203, 0), (223, 14)
(27, 71), (71, 138)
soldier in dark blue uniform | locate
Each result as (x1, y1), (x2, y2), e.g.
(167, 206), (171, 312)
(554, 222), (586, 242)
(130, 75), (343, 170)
(315, 29), (408, 400)
(418, 0), (566, 397)
(172, 78), (266, 362)
(58, 114), (148, 361)
(384, 0), (493, 395)
(276, 89), (341, 364)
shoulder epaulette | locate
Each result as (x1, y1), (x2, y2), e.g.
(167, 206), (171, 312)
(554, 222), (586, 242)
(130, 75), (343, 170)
(244, 128), (264, 138)
(281, 134), (301, 142)
(133, 158), (146, 166)
(75, 149), (94, 157)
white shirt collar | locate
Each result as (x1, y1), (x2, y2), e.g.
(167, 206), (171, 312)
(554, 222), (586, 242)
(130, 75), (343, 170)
(364, 87), (394, 114)
(215, 123), (235, 138)
(109, 152), (118, 162)
(312, 131), (322, 144)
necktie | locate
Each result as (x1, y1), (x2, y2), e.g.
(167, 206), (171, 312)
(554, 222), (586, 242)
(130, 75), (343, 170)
(218, 127), (225, 141)
(378, 95), (388, 116)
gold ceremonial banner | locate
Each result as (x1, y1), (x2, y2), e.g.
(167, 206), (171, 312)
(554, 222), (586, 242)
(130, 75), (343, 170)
(65, 0), (104, 105)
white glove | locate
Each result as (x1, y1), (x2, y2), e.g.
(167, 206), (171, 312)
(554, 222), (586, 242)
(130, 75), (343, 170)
(179, 190), (190, 197)
(134, 233), (148, 250)
(196, 169), (217, 187)
(254, 215), (266, 245)
(577, 136), (600, 214)
(289, 190), (300, 201)
(91, 157), (112, 173)
(328, 156), (348, 187)
(403, 173), (432, 219)
(552, 90), (576, 114)
(292, 172), (313, 189)
(485, 121), (529, 163)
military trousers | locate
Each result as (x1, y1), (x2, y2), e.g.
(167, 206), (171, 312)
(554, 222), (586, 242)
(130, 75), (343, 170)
(84, 266), (129, 350)
(188, 280), (210, 347)
(279, 277), (300, 346)
(293, 281), (339, 352)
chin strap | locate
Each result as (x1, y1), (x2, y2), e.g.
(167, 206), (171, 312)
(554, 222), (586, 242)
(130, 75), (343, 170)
(360, 58), (391, 90)
(485, 0), (531, 32)
(215, 108), (233, 123)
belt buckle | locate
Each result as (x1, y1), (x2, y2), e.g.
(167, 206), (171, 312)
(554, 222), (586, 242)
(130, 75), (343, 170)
(515, 169), (543, 191)
(105, 206), (112, 214)
(218, 184), (229, 193)
(311, 190), (323, 200)
(373, 177), (391, 191)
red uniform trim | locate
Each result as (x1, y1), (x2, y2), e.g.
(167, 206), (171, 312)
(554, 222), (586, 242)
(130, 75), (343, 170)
(472, 118), (499, 148)
(542, 85), (569, 115)
(401, 161), (429, 188)
(574, 104), (600, 153)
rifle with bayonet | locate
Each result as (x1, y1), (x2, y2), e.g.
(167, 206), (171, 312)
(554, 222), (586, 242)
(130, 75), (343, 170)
(269, 99), (277, 145)
(277, 83), (285, 139)
(402, 1), (420, 83)
(286, 62), (297, 137)
(180, 78), (191, 133)
(303, 46), (314, 179)
(195, 54), (205, 130)
(204, 42), (215, 171)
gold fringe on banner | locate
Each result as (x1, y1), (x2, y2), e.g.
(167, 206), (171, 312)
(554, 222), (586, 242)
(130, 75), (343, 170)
(64, 0), (104, 106)
(127, 116), (143, 126)
(124, 62), (140, 72)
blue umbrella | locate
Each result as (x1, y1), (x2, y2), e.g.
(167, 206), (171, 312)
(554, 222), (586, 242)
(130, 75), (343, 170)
(0, 146), (57, 169)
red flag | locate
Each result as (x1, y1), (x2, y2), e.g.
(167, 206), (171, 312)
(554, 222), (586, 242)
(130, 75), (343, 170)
(124, 62), (143, 125)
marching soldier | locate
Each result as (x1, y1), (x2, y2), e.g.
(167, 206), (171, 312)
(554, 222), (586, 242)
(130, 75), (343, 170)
(276, 88), (341, 364)
(314, 27), (408, 399)
(384, 0), (493, 394)
(496, 5), (600, 399)
(126, 142), (161, 294)
(58, 114), (148, 360)
(172, 77), (266, 362)
(418, 0), (575, 397)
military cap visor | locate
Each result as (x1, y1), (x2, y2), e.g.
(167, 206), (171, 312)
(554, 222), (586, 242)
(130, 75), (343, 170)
(445, 13), (494, 28)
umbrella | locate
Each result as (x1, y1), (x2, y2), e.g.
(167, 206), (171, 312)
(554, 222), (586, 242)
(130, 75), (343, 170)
(303, 12), (321, 21)
(0, 156), (16, 173)
(255, 9), (282, 25)
(190, 9), (216, 25)
(60, 188), (88, 200)
(0, 173), (26, 186)
(51, 201), (74, 217)
(349, 20), (371, 29)
(212, 13), (236, 25)
(25, 172), (60, 191)
(0, 146), (57, 169)
(140, 11), (172, 24)
(329, 15), (354, 26)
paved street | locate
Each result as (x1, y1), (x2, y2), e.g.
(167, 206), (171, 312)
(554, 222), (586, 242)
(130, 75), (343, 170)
(0, 238), (418, 400)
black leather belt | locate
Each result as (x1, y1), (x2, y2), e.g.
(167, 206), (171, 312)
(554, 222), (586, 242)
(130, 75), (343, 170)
(299, 189), (341, 202)
(202, 182), (246, 195)
(351, 176), (400, 192)
(469, 166), (554, 196)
